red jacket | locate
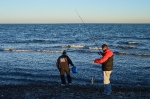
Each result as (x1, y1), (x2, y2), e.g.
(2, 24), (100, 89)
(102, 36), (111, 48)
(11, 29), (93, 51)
(94, 49), (113, 71)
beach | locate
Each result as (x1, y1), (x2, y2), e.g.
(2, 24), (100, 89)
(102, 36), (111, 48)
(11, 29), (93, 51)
(0, 82), (149, 99)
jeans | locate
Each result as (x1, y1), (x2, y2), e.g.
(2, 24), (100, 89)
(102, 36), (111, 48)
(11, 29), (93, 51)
(102, 71), (112, 94)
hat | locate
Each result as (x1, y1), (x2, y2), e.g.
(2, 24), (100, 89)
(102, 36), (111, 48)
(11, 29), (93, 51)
(62, 50), (66, 54)
(101, 44), (108, 48)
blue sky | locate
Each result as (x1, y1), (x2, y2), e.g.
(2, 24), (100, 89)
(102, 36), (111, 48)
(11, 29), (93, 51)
(0, 0), (150, 23)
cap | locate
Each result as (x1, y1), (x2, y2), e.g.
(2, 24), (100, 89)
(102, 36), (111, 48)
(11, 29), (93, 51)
(62, 50), (66, 54)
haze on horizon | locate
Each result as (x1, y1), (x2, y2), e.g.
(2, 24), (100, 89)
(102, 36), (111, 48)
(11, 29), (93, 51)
(0, 0), (150, 24)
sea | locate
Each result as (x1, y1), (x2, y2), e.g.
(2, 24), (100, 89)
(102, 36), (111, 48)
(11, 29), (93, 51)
(0, 24), (150, 87)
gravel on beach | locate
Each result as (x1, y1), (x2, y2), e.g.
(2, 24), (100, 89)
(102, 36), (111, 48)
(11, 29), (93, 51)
(0, 83), (149, 99)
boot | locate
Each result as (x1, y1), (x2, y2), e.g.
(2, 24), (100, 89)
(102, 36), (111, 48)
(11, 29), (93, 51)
(61, 75), (66, 85)
(107, 84), (111, 95)
(102, 84), (111, 95)
(67, 74), (72, 84)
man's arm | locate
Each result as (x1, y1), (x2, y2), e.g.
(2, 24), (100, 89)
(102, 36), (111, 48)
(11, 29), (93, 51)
(94, 55), (109, 64)
(94, 50), (113, 64)
(67, 56), (74, 66)
(56, 58), (60, 68)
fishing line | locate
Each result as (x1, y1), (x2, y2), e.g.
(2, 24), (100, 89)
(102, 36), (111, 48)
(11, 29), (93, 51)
(75, 10), (104, 81)
(75, 10), (101, 53)
(76, 11), (133, 87)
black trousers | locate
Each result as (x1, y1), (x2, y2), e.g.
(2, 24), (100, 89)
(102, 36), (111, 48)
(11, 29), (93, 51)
(61, 75), (72, 84)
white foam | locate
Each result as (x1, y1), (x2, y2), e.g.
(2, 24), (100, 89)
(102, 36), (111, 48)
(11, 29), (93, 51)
(70, 45), (84, 48)
(128, 42), (138, 44)
(4, 48), (13, 51)
(14, 50), (33, 52)
(61, 45), (69, 48)
(41, 50), (62, 53)
(3, 48), (63, 53)
(135, 54), (150, 56)
(61, 45), (84, 48)
(89, 47), (102, 50)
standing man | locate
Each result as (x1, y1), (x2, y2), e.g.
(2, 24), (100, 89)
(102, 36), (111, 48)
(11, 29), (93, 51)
(56, 50), (75, 86)
(92, 44), (113, 95)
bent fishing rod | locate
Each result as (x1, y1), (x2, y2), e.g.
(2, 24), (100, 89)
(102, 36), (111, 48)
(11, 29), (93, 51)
(75, 10), (101, 53)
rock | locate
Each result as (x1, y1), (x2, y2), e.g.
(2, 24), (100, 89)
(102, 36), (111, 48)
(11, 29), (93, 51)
(127, 92), (135, 97)
(117, 92), (124, 96)
(118, 95), (123, 99)
(0, 83), (149, 99)
(1, 95), (4, 97)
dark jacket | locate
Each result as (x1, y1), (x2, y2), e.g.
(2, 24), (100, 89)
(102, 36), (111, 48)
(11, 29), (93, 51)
(94, 49), (113, 71)
(56, 55), (74, 68)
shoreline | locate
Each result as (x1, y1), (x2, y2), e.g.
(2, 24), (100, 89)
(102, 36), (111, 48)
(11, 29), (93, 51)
(0, 83), (149, 99)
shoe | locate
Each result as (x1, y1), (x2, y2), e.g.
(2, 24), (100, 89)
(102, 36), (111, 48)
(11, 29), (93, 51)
(61, 84), (66, 86)
(102, 84), (111, 95)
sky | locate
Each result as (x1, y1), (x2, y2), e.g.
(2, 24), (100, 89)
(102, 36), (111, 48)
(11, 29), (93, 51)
(0, 0), (150, 23)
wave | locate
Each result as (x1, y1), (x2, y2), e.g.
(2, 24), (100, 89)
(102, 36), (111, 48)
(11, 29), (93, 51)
(1, 48), (63, 53)
(1, 47), (150, 57)
(89, 47), (102, 50)
(1, 45), (87, 53)
(61, 45), (85, 48)
(137, 37), (150, 40)
(127, 42), (138, 45)
(117, 41), (139, 45)
(2, 39), (57, 44)
(114, 51), (150, 57)
(117, 46), (134, 49)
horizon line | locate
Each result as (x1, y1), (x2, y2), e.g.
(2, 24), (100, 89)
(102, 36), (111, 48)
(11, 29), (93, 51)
(0, 22), (150, 24)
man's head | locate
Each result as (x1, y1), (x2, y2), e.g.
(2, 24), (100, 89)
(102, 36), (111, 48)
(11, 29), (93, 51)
(62, 50), (66, 55)
(101, 44), (108, 52)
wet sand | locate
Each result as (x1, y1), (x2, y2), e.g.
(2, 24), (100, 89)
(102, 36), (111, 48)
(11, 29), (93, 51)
(0, 83), (149, 99)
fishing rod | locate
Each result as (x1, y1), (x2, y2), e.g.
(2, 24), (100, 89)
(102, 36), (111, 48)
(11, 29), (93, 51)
(75, 10), (101, 54)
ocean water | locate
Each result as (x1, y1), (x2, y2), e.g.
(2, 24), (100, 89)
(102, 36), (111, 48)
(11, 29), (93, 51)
(0, 24), (150, 87)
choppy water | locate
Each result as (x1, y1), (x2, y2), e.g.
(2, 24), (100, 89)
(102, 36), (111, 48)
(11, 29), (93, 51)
(0, 24), (150, 87)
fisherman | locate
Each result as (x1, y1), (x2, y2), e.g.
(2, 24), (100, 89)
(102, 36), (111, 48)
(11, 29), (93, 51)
(56, 50), (75, 86)
(92, 44), (114, 95)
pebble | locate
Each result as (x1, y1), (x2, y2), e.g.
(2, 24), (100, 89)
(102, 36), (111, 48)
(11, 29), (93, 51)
(0, 84), (149, 99)
(127, 92), (135, 97)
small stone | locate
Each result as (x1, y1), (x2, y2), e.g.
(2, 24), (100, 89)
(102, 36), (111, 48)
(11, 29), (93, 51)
(117, 92), (124, 96)
(118, 96), (123, 99)
(127, 92), (135, 97)
(1, 95), (4, 97)
(70, 93), (74, 96)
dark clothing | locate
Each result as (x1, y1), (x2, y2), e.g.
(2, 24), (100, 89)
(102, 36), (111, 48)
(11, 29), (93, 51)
(56, 54), (74, 84)
(102, 55), (113, 71)
(61, 75), (72, 84)
(56, 55), (74, 69)
(94, 49), (113, 71)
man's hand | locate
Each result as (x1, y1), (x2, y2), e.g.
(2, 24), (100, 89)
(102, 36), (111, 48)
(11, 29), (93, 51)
(98, 51), (103, 56)
(92, 60), (95, 64)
